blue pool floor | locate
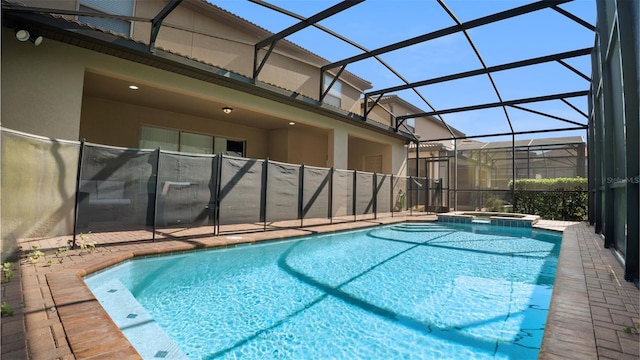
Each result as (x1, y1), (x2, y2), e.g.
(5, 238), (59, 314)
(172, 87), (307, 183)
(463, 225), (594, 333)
(86, 222), (563, 359)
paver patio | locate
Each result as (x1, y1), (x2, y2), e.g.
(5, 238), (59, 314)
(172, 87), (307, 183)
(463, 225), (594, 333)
(1, 217), (638, 359)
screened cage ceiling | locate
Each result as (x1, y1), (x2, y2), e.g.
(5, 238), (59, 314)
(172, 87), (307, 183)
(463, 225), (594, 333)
(215, 0), (595, 141)
(3, 0), (596, 141)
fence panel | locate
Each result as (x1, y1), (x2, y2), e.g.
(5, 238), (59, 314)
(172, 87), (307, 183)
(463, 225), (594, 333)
(410, 177), (428, 212)
(302, 166), (331, 220)
(393, 176), (408, 212)
(218, 156), (264, 225)
(355, 171), (375, 215)
(77, 144), (156, 232)
(332, 169), (354, 217)
(376, 174), (391, 214)
(1, 129), (80, 244)
(156, 152), (216, 227)
(265, 161), (300, 223)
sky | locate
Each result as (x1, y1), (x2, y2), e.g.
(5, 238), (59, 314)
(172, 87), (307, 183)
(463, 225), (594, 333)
(211, 0), (597, 142)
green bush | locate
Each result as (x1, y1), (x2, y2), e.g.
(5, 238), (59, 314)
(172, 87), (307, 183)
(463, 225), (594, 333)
(509, 177), (588, 221)
(484, 197), (504, 212)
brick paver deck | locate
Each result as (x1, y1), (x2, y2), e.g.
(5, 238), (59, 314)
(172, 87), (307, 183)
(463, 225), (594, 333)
(1, 217), (638, 359)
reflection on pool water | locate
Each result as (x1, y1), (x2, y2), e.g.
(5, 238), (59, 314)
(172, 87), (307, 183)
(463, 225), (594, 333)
(84, 222), (561, 359)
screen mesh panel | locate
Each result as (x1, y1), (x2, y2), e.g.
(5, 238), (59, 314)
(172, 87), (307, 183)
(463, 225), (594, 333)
(77, 144), (156, 232)
(156, 152), (217, 227)
(355, 172), (374, 215)
(410, 177), (428, 211)
(393, 176), (408, 212)
(376, 174), (392, 214)
(332, 169), (354, 217)
(302, 166), (330, 220)
(218, 156), (264, 225)
(265, 161), (300, 223)
(1, 129), (80, 242)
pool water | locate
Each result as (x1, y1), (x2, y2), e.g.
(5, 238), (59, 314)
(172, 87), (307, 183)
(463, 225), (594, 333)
(85, 222), (561, 359)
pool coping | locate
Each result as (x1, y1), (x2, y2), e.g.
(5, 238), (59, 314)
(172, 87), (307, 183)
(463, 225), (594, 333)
(2, 217), (638, 359)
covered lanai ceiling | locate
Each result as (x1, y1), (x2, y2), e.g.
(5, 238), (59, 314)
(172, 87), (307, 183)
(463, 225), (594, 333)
(216, 0), (595, 141)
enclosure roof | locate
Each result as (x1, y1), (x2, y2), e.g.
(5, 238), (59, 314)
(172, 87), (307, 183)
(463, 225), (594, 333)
(456, 135), (586, 150)
(2, 0), (595, 142)
(218, 0), (595, 141)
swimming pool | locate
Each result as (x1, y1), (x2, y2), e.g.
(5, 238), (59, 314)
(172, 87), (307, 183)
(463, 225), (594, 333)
(84, 222), (561, 359)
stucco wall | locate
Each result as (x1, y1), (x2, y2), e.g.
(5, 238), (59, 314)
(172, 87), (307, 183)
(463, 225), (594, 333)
(80, 97), (270, 159)
(287, 128), (329, 168)
(265, 128), (328, 167)
(268, 128), (289, 163)
(3, 27), (407, 169)
(132, 0), (365, 109)
(1, 30), (84, 140)
(348, 136), (393, 174)
(415, 117), (453, 141)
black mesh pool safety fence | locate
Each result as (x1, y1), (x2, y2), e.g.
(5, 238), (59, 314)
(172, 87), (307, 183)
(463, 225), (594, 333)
(1, 129), (447, 249)
(76, 144), (157, 234)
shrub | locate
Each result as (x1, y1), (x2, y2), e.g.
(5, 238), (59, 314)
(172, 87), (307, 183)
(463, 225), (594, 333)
(509, 177), (588, 221)
(484, 197), (504, 212)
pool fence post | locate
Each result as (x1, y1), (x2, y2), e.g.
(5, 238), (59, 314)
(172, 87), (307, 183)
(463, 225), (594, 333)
(214, 154), (223, 236)
(299, 164), (305, 228)
(424, 176), (429, 214)
(71, 138), (86, 249)
(390, 174), (394, 218)
(454, 138), (458, 211)
(329, 167), (334, 224)
(152, 147), (161, 241)
(409, 175), (413, 216)
(511, 133), (516, 211)
(262, 158), (269, 232)
(353, 169), (357, 222)
(373, 172), (378, 220)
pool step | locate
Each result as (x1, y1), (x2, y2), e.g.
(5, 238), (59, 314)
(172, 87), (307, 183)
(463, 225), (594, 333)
(87, 279), (189, 360)
(390, 223), (457, 232)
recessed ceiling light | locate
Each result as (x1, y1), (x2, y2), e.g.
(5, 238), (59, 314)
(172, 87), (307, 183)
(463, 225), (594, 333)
(289, 122), (295, 126)
(128, 85), (139, 90)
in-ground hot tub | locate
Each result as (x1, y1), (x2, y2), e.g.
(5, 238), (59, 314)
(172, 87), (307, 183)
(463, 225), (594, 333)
(437, 211), (540, 227)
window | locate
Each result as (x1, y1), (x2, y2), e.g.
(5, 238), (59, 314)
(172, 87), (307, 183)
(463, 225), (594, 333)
(139, 126), (245, 156)
(79, 0), (134, 36)
(140, 127), (179, 151)
(323, 74), (342, 108)
(406, 117), (416, 133)
(180, 132), (213, 154)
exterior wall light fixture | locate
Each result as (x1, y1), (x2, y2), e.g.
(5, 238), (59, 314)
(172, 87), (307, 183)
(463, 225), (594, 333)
(222, 107), (233, 114)
(15, 29), (43, 46)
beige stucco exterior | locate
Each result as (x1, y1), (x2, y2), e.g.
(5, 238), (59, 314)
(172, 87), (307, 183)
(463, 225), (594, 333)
(2, 0), (413, 171)
(131, 0), (370, 107)
(2, 26), (407, 169)
(1, 31), (84, 140)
